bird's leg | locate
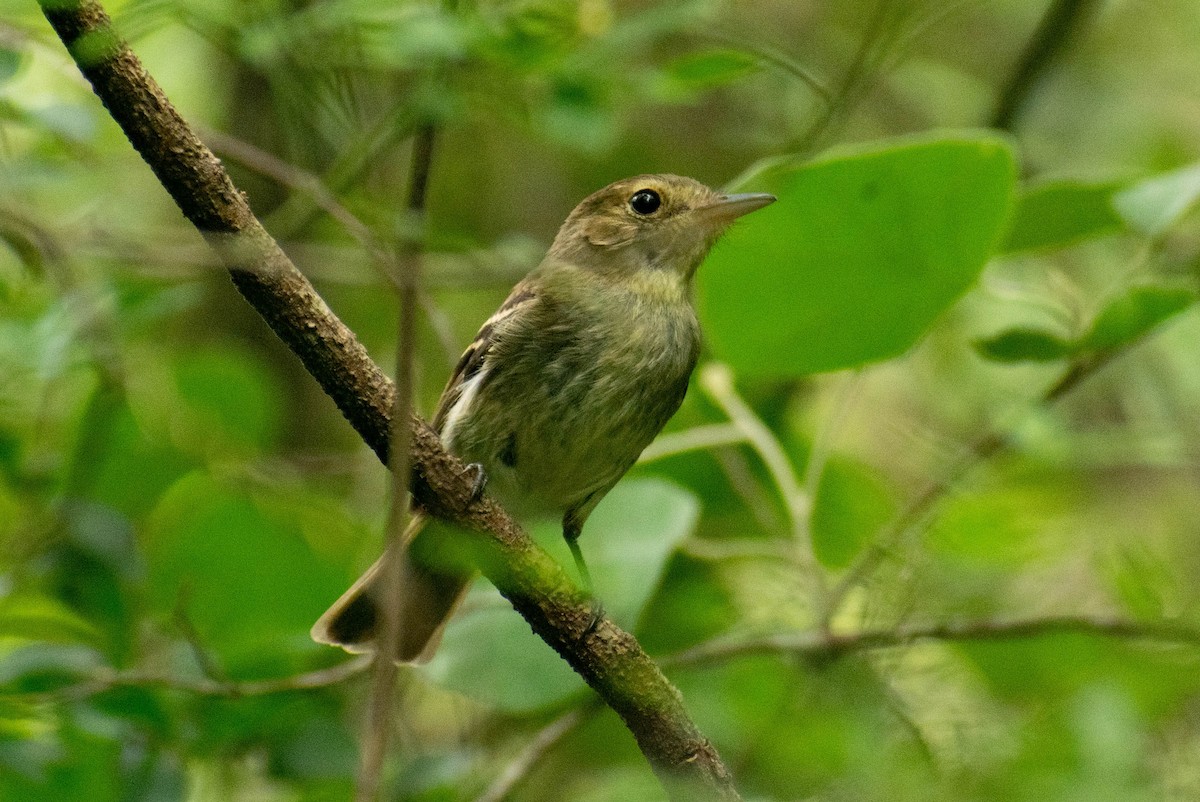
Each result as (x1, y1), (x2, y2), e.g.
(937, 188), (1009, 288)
(463, 462), (488, 502)
(563, 514), (604, 638)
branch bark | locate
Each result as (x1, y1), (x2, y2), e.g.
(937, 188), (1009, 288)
(38, 2), (739, 799)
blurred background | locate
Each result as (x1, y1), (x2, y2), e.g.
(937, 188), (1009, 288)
(2, 0), (1200, 799)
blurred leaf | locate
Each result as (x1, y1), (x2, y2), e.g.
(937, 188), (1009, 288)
(700, 132), (1016, 376)
(74, 398), (193, 519)
(170, 346), (282, 457)
(144, 471), (347, 676)
(659, 48), (759, 94)
(959, 634), (1200, 718)
(427, 479), (698, 711)
(926, 485), (1066, 567)
(1082, 285), (1197, 352)
(811, 458), (896, 568)
(0, 47), (21, 84)
(637, 556), (738, 654)
(1114, 162), (1200, 237)
(539, 76), (618, 153)
(0, 596), (100, 644)
(0, 643), (105, 693)
(1000, 179), (1126, 254)
(974, 327), (1076, 363)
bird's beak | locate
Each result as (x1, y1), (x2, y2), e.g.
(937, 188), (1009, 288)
(696, 192), (776, 226)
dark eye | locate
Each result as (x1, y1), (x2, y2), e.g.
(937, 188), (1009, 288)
(629, 189), (661, 215)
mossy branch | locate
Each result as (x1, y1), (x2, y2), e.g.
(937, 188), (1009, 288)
(37, 2), (739, 799)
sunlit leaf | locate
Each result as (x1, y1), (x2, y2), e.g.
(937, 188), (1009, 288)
(1000, 179), (1126, 254)
(699, 132), (1016, 375)
(1114, 162), (1200, 237)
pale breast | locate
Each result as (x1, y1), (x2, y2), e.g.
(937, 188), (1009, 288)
(446, 285), (699, 519)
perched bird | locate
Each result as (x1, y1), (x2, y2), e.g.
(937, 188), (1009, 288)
(311, 174), (774, 662)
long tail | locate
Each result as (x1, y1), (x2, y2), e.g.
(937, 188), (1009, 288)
(310, 515), (470, 664)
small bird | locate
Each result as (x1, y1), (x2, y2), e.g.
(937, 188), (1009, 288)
(311, 174), (774, 662)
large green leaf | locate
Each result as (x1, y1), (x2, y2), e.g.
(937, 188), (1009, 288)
(699, 132), (1016, 376)
(143, 471), (352, 676)
(425, 478), (699, 711)
(700, 132), (1017, 376)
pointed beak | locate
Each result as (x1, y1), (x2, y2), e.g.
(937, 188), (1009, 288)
(696, 192), (776, 227)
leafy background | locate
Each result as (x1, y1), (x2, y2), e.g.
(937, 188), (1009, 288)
(2, 0), (1200, 800)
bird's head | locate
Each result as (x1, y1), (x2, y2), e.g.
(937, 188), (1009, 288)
(548, 174), (775, 283)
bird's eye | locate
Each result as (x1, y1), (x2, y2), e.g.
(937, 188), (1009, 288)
(629, 189), (662, 216)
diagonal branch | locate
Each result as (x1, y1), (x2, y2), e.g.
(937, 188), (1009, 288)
(37, 2), (739, 799)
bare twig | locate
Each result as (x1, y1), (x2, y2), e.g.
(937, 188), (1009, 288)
(638, 423), (746, 463)
(356, 123), (437, 802)
(38, 3), (740, 798)
(700, 364), (813, 555)
(990, 0), (1102, 131)
(474, 705), (596, 802)
(30, 655), (373, 702)
(668, 615), (1200, 667)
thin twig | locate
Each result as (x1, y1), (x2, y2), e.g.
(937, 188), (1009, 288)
(700, 364), (813, 554)
(990, 0), (1102, 131)
(638, 423), (746, 463)
(356, 122), (437, 802)
(203, 127), (460, 366)
(474, 704), (596, 802)
(667, 616), (1200, 668)
(28, 655), (373, 701)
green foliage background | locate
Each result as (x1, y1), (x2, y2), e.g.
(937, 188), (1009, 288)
(2, 0), (1200, 799)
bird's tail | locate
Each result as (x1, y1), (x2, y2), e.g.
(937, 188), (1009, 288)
(310, 515), (470, 664)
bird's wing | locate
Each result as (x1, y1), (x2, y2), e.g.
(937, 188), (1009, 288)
(432, 280), (539, 434)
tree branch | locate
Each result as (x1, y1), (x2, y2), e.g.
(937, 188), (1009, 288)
(38, 2), (739, 798)
(990, 0), (1102, 131)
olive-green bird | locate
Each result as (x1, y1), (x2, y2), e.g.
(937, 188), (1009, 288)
(312, 174), (774, 662)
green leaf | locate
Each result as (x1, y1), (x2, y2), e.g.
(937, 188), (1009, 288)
(0, 596), (100, 645)
(0, 47), (21, 85)
(1000, 179), (1126, 254)
(426, 479), (699, 711)
(660, 49), (759, 94)
(974, 327), (1076, 363)
(171, 347), (282, 456)
(1082, 286), (1197, 352)
(1113, 162), (1200, 237)
(811, 459), (895, 569)
(699, 132), (1017, 376)
(144, 471), (350, 676)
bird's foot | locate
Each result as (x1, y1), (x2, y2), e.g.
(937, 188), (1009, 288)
(463, 462), (488, 503)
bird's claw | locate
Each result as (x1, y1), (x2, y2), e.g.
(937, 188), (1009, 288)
(580, 599), (605, 641)
(464, 463), (488, 502)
